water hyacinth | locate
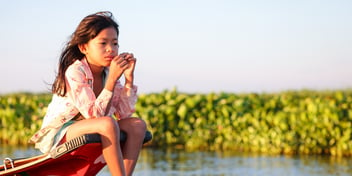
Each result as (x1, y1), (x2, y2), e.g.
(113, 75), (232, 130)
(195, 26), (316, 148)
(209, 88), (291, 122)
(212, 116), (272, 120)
(1, 89), (352, 156)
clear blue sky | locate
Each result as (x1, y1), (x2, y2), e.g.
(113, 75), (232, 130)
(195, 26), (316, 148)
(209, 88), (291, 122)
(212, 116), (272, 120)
(0, 0), (351, 94)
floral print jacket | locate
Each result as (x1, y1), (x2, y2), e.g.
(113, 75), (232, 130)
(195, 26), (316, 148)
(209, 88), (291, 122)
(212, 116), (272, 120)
(30, 58), (137, 152)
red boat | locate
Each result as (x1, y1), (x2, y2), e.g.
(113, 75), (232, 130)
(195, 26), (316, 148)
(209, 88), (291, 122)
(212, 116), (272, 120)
(0, 131), (152, 176)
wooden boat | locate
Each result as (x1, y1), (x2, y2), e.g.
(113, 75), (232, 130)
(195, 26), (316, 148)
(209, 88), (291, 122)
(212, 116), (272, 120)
(0, 131), (152, 176)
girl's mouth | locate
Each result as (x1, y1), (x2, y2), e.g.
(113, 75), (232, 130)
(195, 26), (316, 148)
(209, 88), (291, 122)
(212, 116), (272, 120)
(105, 56), (115, 60)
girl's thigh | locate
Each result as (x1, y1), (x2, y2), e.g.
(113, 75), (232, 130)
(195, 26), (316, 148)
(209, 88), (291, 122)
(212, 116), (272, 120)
(66, 116), (118, 141)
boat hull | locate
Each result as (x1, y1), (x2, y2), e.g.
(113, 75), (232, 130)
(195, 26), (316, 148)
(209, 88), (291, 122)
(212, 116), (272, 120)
(14, 143), (105, 176)
(1, 131), (152, 176)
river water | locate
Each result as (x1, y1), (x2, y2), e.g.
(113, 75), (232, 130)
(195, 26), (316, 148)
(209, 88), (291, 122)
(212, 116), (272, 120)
(1, 146), (351, 176)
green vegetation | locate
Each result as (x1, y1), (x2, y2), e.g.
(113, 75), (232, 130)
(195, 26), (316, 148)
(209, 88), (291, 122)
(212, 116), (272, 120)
(1, 89), (352, 156)
(0, 93), (51, 145)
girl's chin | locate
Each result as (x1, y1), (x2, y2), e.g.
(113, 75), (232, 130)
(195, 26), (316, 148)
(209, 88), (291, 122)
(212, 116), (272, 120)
(103, 61), (112, 67)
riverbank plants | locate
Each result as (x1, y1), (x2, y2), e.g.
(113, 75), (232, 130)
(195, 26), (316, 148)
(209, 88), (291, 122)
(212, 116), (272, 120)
(1, 89), (351, 156)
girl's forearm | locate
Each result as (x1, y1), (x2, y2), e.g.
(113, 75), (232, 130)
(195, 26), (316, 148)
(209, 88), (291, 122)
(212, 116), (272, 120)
(124, 74), (134, 88)
(105, 76), (117, 91)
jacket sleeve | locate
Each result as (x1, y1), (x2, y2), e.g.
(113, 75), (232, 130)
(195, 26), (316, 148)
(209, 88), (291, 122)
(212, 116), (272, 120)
(111, 82), (138, 119)
(65, 65), (112, 118)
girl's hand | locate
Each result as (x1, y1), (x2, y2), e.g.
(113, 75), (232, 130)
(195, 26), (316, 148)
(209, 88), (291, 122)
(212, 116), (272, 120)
(123, 53), (136, 77)
(108, 54), (130, 81)
(105, 54), (129, 92)
(121, 52), (136, 88)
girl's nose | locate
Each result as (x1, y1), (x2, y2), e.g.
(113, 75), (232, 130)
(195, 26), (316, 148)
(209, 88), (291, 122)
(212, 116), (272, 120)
(106, 45), (117, 53)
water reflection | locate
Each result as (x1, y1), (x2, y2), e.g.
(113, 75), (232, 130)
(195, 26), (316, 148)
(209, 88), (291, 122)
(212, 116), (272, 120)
(131, 148), (352, 176)
(1, 145), (351, 176)
(0, 144), (41, 159)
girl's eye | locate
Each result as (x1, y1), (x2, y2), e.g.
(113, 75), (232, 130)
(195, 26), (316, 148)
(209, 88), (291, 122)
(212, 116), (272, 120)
(114, 43), (119, 47)
(100, 42), (106, 45)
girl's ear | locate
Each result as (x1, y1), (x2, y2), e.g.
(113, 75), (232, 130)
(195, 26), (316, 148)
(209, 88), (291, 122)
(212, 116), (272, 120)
(78, 44), (87, 55)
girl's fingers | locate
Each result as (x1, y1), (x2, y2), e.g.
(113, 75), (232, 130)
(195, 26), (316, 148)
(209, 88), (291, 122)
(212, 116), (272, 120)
(126, 53), (134, 59)
(112, 53), (135, 68)
(127, 57), (136, 61)
(121, 53), (134, 60)
(113, 55), (127, 64)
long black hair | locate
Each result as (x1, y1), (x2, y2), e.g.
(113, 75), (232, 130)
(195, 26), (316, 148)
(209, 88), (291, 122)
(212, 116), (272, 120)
(52, 11), (119, 96)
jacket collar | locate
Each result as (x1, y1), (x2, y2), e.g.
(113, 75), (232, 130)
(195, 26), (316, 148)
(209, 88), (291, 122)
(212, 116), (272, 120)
(81, 57), (109, 85)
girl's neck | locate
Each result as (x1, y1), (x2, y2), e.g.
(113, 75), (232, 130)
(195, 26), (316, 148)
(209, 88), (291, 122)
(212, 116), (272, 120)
(88, 62), (104, 77)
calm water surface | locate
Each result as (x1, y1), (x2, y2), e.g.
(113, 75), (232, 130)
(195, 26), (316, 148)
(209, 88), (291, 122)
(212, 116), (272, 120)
(1, 146), (351, 176)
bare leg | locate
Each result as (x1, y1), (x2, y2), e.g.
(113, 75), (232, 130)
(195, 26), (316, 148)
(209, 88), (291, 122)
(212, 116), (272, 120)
(118, 118), (146, 176)
(66, 117), (126, 176)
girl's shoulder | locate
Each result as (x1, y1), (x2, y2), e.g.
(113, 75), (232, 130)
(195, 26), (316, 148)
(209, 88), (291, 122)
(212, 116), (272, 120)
(66, 58), (93, 80)
(68, 58), (89, 69)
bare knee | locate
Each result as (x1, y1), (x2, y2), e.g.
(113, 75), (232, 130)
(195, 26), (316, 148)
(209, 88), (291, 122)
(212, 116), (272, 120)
(134, 119), (147, 135)
(133, 118), (147, 130)
(119, 118), (146, 137)
(97, 116), (120, 135)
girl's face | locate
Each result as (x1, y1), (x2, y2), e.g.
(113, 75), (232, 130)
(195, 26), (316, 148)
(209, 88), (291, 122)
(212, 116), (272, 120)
(81, 27), (119, 68)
